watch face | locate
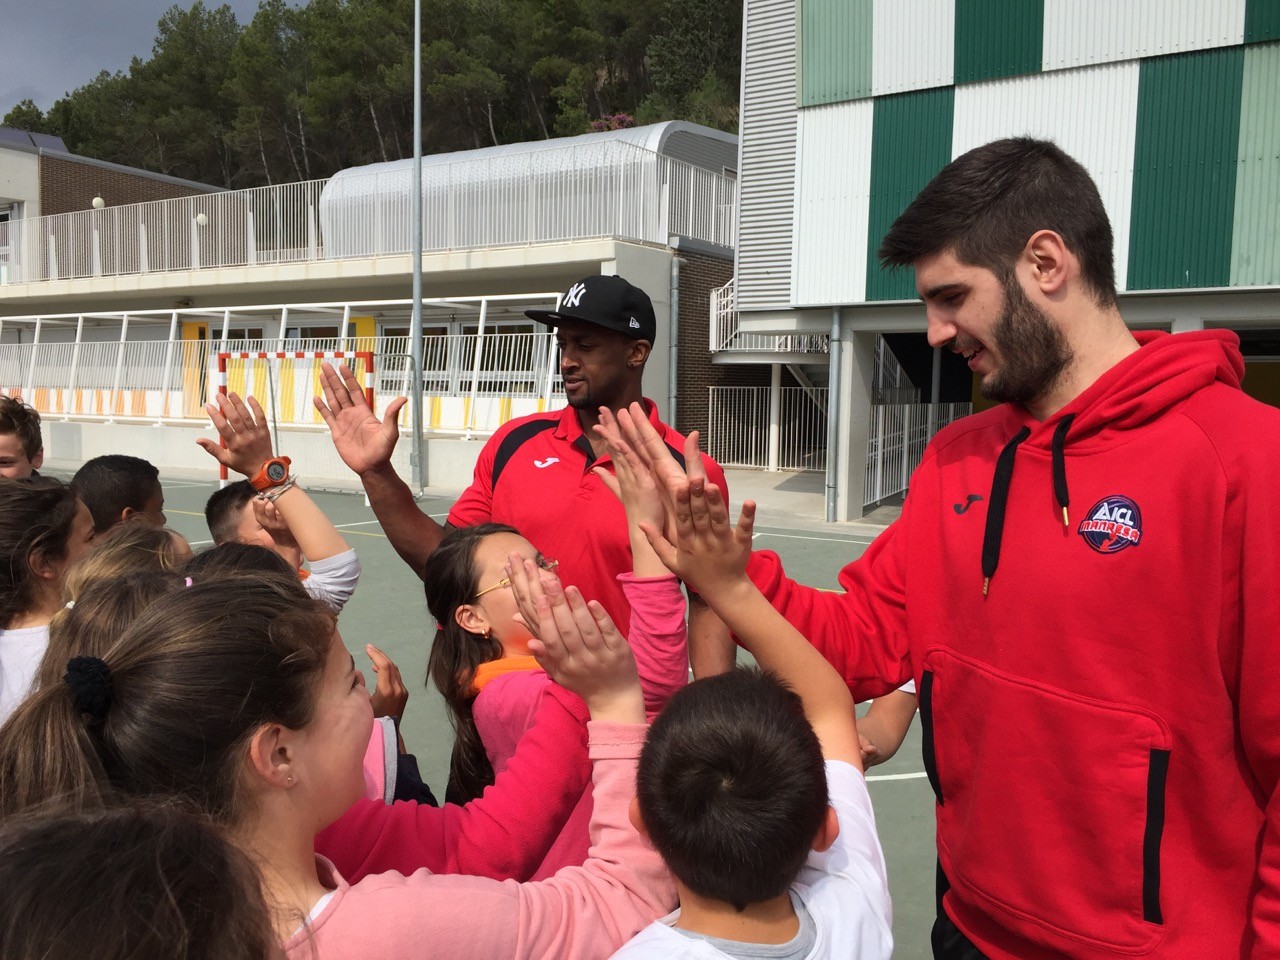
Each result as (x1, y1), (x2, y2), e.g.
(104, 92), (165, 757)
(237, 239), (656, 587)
(266, 461), (288, 483)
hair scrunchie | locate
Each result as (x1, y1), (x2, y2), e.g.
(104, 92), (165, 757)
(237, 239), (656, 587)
(64, 656), (113, 722)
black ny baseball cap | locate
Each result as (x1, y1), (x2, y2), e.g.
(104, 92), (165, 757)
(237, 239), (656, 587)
(525, 275), (657, 343)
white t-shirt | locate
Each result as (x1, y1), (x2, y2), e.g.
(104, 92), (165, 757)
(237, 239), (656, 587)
(610, 760), (893, 960)
(0, 624), (50, 726)
(303, 549), (361, 613)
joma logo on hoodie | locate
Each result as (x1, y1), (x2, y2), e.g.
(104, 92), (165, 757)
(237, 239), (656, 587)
(1078, 496), (1142, 554)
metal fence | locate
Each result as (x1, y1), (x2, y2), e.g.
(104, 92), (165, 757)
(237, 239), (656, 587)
(708, 279), (829, 354)
(863, 402), (971, 506)
(707, 385), (829, 472)
(0, 144), (737, 285)
(0, 331), (561, 433)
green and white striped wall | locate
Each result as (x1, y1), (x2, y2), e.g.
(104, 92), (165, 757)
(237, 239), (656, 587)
(790, 38), (1280, 306)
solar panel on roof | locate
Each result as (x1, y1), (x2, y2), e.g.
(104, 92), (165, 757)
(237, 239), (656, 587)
(29, 133), (68, 152)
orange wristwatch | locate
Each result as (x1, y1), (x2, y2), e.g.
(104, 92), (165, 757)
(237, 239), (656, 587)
(249, 456), (292, 492)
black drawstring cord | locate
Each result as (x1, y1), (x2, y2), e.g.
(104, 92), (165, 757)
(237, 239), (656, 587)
(1051, 414), (1076, 529)
(981, 426), (1031, 598)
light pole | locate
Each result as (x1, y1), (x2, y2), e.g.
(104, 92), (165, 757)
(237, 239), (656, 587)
(409, 0), (426, 494)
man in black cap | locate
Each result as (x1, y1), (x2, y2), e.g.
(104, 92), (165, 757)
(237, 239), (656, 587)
(316, 273), (733, 676)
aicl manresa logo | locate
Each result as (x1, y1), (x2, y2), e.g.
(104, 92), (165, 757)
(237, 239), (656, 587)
(1077, 496), (1142, 554)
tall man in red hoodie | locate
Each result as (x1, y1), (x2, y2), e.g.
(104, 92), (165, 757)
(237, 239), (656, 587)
(646, 138), (1280, 959)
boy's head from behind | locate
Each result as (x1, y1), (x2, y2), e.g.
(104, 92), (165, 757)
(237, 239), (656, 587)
(205, 481), (262, 547)
(70, 455), (164, 533)
(636, 667), (831, 911)
(0, 397), (44, 479)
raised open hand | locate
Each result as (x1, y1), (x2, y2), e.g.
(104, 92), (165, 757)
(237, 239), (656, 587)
(314, 362), (405, 476)
(196, 392), (275, 477)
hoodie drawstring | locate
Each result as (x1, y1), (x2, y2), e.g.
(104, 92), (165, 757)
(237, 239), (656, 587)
(982, 427), (1030, 598)
(1051, 414), (1076, 528)
(981, 416), (1077, 597)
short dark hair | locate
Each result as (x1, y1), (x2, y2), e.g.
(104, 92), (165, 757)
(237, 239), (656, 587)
(184, 541), (295, 580)
(0, 804), (275, 960)
(637, 667), (829, 911)
(204, 480), (257, 545)
(0, 396), (42, 459)
(879, 137), (1117, 307)
(70, 455), (161, 533)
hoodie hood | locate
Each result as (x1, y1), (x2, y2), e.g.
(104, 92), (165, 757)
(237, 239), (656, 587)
(1000, 329), (1245, 450)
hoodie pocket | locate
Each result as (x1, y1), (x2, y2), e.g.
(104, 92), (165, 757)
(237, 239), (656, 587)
(922, 648), (1172, 955)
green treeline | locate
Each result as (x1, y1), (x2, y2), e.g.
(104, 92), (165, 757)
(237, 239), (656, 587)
(4, 0), (741, 189)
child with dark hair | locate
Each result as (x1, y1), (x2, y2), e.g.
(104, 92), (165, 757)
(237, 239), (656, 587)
(200, 397), (360, 615)
(0, 804), (275, 960)
(0, 478), (96, 724)
(602, 409), (893, 960)
(0, 571), (675, 958)
(70, 454), (166, 533)
(424, 447), (687, 876)
(0, 396), (43, 479)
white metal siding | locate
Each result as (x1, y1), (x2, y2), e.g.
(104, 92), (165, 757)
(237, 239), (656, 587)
(871, 0), (956, 96)
(736, 0), (799, 310)
(1041, 0), (1246, 74)
(791, 101), (875, 306)
(952, 62), (1141, 290)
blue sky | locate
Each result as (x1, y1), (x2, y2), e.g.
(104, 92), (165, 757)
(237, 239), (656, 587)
(1, 0), (263, 114)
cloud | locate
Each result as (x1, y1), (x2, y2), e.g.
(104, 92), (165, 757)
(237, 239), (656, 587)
(1, 0), (261, 113)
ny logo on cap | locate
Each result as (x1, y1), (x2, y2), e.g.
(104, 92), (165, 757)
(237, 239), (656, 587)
(563, 282), (586, 308)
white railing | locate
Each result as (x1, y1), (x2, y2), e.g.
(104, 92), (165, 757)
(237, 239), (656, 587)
(707, 385), (829, 472)
(0, 332), (561, 434)
(0, 144), (737, 286)
(708, 279), (829, 355)
(863, 402), (971, 507)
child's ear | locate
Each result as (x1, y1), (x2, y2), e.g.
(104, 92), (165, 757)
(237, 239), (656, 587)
(628, 796), (650, 839)
(811, 805), (840, 853)
(246, 723), (296, 790)
(31, 450), (43, 470)
(455, 604), (488, 636)
(27, 545), (62, 582)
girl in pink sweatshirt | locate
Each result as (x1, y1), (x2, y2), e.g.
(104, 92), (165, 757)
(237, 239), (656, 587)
(422, 468), (687, 877)
(0, 569), (675, 960)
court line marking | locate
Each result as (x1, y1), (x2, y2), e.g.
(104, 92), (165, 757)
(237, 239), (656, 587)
(865, 772), (928, 782)
(754, 531), (877, 545)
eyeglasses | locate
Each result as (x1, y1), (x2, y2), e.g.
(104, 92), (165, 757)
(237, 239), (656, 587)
(473, 556), (559, 599)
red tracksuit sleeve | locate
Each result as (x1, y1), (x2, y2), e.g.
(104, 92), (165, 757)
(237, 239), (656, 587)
(747, 517), (912, 703)
(316, 684), (591, 883)
(1238, 460), (1280, 955)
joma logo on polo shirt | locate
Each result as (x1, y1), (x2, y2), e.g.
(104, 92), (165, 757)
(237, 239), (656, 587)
(534, 457), (560, 468)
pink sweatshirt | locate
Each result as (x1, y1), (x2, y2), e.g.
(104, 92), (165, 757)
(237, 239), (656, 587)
(284, 722), (676, 960)
(315, 683), (590, 883)
(474, 573), (688, 879)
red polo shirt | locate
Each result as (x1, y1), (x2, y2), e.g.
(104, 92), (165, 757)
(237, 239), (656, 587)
(448, 400), (728, 635)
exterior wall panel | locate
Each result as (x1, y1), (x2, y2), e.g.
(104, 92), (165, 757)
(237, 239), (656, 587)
(800, 0), (873, 106)
(1231, 42), (1280, 285)
(1246, 0), (1280, 43)
(1129, 48), (1245, 290)
(952, 64), (1140, 289)
(792, 101), (875, 306)
(865, 88), (955, 300)
(1042, 0), (1246, 73)
(871, 0), (956, 96)
(953, 0), (1043, 84)
(737, 0), (800, 309)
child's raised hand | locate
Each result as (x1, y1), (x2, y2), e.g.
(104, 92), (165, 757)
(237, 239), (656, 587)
(366, 644), (408, 721)
(644, 475), (757, 603)
(510, 555), (643, 725)
(592, 407), (665, 529)
(196, 392), (276, 476)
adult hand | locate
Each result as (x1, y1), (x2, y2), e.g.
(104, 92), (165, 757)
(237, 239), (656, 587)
(512, 556), (642, 725)
(314, 362), (406, 476)
(366, 643), (408, 721)
(196, 392), (275, 477)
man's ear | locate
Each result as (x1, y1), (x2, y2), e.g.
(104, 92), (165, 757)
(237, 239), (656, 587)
(1024, 229), (1071, 297)
(246, 723), (295, 790)
(628, 795), (650, 839)
(811, 805), (840, 853)
(627, 340), (651, 369)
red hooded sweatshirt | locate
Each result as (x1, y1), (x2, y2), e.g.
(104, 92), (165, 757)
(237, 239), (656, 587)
(748, 330), (1280, 959)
